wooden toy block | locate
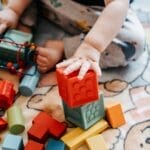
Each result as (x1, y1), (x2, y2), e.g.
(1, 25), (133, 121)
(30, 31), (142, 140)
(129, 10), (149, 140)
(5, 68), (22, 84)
(46, 138), (65, 150)
(7, 105), (25, 134)
(63, 93), (105, 129)
(0, 80), (15, 109)
(106, 102), (126, 128)
(2, 134), (24, 150)
(56, 68), (99, 108)
(61, 119), (109, 150)
(28, 123), (49, 143)
(86, 134), (107, 150)
(24, 140), (44, 150)
(40, 0), (98, 34)
(0, 118), (7, 131)
(0, 29), (32, 63)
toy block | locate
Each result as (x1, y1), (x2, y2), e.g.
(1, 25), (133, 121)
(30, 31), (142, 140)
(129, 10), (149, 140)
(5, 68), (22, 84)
(63, 92), (105, 129)
(46, 138), (65, 150)
(86, 134), (107, 150)
(0, 29), (32, 63)
(0, 80), (15, 109)
(0, 118), (7, 131)
(2, 134), (24, 150)
(28, 122), (49, 143)
(24, 140), (44, 150)
(7, 105), (25, 134)
(19, 66), (40, 96)
(56, 68), (99, 108)
(61, 119), (109, 150)
(40, 0), (98, 34)
(106, 102), (126, 128)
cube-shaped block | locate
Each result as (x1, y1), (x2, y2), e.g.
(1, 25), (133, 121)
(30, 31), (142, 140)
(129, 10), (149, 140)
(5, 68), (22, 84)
(2, 134), (24, 150)
(0, 118), (7, 131)
(106, 102), (126, 128)
(46, 139), (65, 150)
(63, 93), (105, 129)
(0, 80), (15, 109)
(0, 29), (32, 63)
(56, 68), (99, 108)
(24, 140), (44, 150)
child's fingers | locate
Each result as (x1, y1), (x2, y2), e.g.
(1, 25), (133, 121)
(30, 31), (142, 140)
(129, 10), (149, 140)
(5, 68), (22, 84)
(77, 60), (91, 80)
(36, 47), (49, 57)
(63, 60), (82, 75)
(37, 66), (48, 73)
(36, 55), (48, 65)
(0, 23), (7, 34)
(91, 61), (102, 79)
(56, 58), (77, 68)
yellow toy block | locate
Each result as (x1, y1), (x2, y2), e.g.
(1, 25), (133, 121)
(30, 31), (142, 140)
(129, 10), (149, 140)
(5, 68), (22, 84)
(86, 134), (108, 150)
(106, 102), (125, 128)
(61, 119), (109, 150)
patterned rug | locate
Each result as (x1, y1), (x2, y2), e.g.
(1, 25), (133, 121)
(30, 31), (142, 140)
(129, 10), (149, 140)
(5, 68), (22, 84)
(0, 3), (150, 150)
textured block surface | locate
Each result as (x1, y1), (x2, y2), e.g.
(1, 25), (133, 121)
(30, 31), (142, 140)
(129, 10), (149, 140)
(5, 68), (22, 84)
(61, 119), (109, 150)
(2, 134), (23, 150)
(56, 68), (99, 108)
(24, 140), (44, 150)
(106, 102), (126, 128)
(63, 93), (105, 129)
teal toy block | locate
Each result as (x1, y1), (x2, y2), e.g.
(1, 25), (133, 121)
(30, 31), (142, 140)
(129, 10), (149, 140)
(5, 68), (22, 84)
(63, 93), (105, 129)
(46, 139), (65, 150)
(19, 66), (40, 96)
(2, 134), (24, 150)
(0, 30), (33, 63)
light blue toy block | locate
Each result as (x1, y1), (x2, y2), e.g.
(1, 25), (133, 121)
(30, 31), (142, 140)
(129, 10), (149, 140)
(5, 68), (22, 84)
(63, 93), (105, 129)
(19, 65), (40, 96)
(2, 134), (24, 150)
(46, 139), (65, 150)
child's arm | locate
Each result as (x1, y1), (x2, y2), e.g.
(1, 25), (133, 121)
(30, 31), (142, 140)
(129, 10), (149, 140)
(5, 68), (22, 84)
(0, 0), (32, 33)
(57, 0), (129, 79)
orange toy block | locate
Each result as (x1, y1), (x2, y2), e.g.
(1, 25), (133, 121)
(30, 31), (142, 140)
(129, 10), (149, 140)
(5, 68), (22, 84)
(56, 68), (99, 108)
(24, 140), (44, 150)
(106, 102), (126, 128)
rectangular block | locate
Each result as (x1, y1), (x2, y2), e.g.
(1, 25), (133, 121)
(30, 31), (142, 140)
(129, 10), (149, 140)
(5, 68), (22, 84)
(106, 102), (126, 128)
(86, 134), (107, 150)
(56, 68), (99, 108)
(46, 139), (65, 150)
(61, 119), (109, 150)
(24, 140), (44, 150)
(0, 118), (7, 131)
(2, 134), (23, 150)
(63, 93), (105, 129)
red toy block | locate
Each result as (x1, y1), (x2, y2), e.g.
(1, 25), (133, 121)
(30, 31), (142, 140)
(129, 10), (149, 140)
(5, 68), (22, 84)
(24, 140), (44, 150)
(0, 118), (7, 131)
(28, 123), (49, 143)
(0, 80), (15, 109)
(56, 68), (99, 108)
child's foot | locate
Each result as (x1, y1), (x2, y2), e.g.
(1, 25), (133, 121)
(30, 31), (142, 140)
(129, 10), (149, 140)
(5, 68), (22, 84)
(36, 40), (64, 73)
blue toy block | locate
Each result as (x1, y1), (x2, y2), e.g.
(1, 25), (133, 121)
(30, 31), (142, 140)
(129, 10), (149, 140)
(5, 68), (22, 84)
(2, 134), (24, 150)
(63, 93), (105, 129)
(45, 139), (65, 150)
(19, 66), (40, 96)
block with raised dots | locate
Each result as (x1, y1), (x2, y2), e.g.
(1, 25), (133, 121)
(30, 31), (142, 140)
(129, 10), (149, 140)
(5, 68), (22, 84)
(24, 140), (44, 150)
(86, 134), (107, 150)
(63, 93), (105, 129)
(106, 102), (126, 128)
(46, 138), (65, 150)
(56, 68), (99, 108)
(2, 134), (24, 150)
(61, 119), (109, 150)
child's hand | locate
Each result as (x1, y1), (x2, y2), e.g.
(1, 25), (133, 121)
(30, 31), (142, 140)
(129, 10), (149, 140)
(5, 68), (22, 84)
(56, 41), (101, 80)
(0, 8), (19, 33)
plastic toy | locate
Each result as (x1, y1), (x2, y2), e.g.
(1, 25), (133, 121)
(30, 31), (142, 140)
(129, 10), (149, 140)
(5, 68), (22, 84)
(0, 29), (40, 96)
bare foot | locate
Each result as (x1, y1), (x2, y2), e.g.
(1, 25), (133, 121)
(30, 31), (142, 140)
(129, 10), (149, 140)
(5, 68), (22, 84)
(36, 40), (64, 73)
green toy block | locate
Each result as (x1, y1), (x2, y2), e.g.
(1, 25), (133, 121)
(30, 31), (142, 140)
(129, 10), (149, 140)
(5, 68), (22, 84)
(63, 93), (105, 129)
(0, 29), (32, 63)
